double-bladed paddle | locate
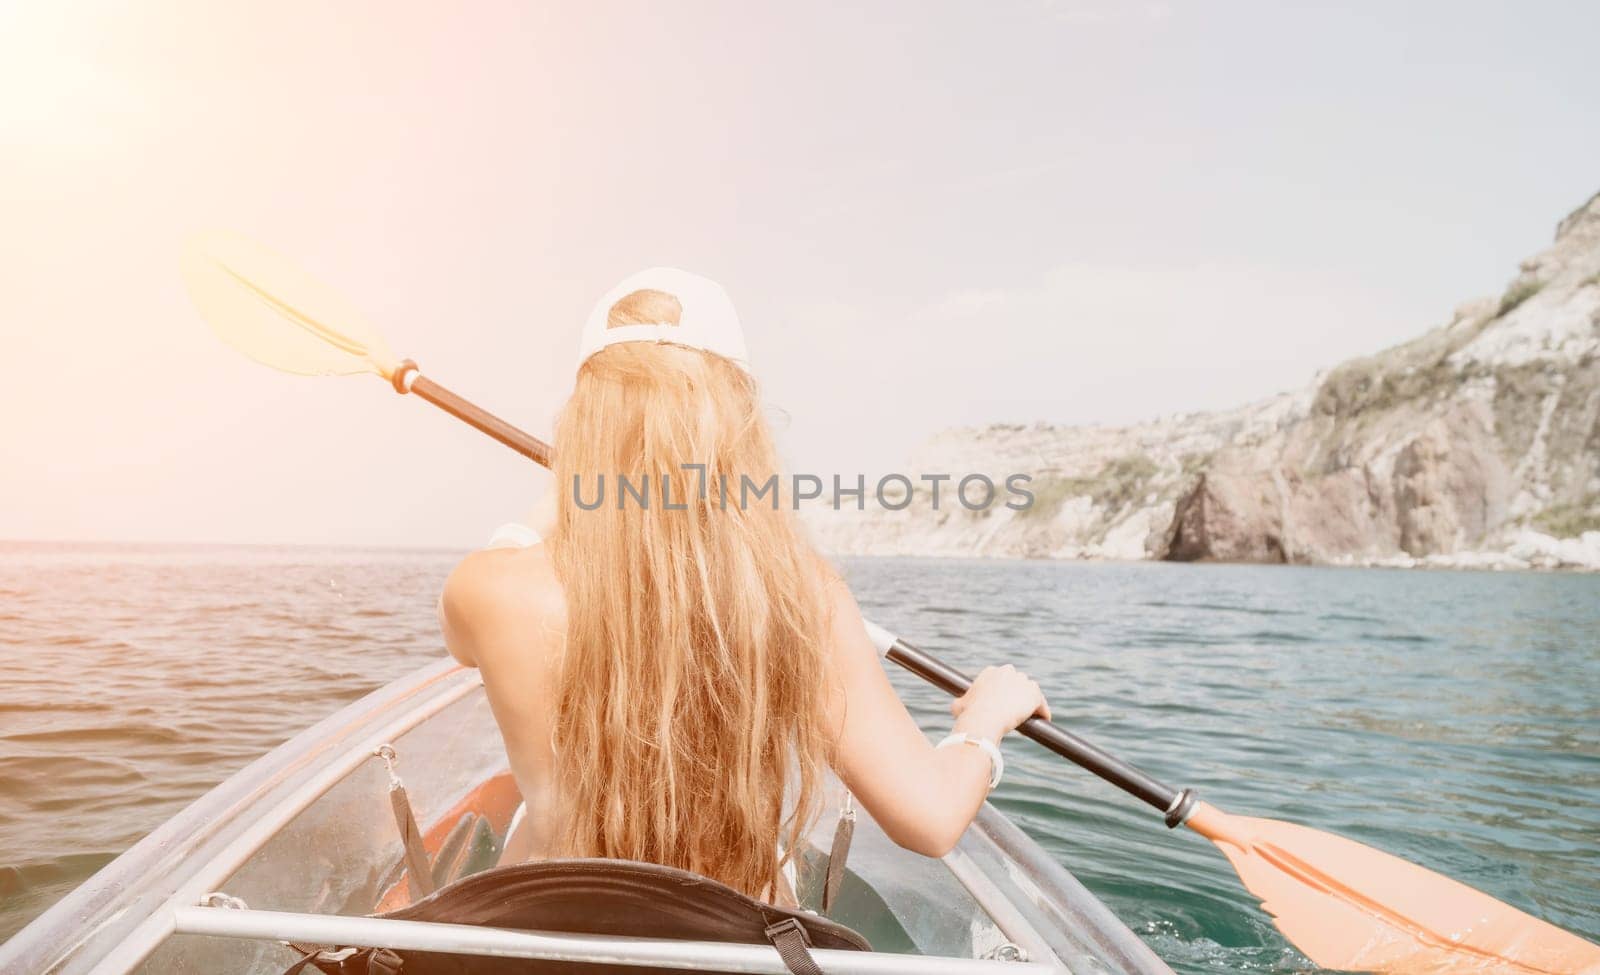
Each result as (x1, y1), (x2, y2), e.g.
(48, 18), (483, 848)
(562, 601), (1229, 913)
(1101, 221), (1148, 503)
(180, 230), (1600, 975)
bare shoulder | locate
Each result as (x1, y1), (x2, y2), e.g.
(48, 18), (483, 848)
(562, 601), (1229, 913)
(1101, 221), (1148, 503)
(444, 544), (561, 614)
(440, 545), (565, 668)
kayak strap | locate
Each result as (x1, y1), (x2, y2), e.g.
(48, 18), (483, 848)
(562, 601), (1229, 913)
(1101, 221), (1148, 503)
(374, 744), (436, 900)
(765, 917), (826, 975)
(279, 946), (399, 975)
(822, 791), (856, 915)
(281, 927), (820, 975)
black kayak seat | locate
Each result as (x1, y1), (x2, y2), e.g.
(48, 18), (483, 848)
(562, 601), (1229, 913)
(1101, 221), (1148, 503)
(289, 857), (871, 975)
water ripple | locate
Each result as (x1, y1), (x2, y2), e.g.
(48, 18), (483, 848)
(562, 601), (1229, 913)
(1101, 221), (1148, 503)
(0, 545), (1596, 975)
(849, 557), (1600, 972)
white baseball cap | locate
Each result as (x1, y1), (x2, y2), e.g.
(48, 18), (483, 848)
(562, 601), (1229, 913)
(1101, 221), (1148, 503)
(577, 267), (750, 374)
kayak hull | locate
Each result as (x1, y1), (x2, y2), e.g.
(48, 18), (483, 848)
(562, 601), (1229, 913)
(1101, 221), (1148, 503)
(0, 660), (1172, 975)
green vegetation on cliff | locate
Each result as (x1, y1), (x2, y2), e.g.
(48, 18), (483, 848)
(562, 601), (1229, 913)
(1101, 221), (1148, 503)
(1533, 494), (1600, 538)
(1020, 454), (1160, 520)
(1495, 278), (1545, 317)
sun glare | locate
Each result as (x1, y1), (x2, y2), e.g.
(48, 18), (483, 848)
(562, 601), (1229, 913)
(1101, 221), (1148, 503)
(0, 4), (145, 148)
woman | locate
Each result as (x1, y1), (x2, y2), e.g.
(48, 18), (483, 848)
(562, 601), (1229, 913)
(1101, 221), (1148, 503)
(440, 268), (1049, 903)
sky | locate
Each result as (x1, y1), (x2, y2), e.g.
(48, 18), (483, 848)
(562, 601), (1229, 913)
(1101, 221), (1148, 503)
(3, 0), (1598, 547)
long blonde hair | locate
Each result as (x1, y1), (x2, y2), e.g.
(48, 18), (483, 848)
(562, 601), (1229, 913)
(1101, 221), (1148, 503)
(547, 288), (834, 900)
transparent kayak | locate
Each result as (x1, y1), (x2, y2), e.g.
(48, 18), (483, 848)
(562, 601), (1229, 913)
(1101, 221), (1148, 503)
(0, 660), (1173, 975)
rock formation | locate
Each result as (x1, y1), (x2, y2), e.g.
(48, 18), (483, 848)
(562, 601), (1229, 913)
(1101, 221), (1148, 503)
(805, 190), (1600, 570)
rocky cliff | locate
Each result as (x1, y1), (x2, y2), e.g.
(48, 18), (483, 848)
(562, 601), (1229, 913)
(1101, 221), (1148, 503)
(806, 191), (1600, 570)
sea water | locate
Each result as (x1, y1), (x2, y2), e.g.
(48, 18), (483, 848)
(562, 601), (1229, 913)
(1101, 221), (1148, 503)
(0, 543), (1595, 972)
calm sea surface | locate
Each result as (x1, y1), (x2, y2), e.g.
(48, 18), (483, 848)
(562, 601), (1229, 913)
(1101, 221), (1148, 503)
(1, 543), (1596, 972)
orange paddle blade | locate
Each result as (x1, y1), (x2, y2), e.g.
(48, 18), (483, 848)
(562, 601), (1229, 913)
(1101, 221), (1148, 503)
(1187, 803), (1599, 974)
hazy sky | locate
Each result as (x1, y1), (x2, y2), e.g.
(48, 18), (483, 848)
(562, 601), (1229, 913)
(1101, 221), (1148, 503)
(3, 1), (1598, 547)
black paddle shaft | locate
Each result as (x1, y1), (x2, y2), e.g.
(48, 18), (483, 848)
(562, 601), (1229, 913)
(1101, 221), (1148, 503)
(884, 636), (1195, 824)
(394, 363), (553, 467)
(395, 367), (1198, 827)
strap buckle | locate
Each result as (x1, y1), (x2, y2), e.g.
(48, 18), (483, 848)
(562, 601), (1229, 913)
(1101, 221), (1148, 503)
(764, 916), (812, 946)
(366, 947), (403, 975)
(764, 917), (823, 975)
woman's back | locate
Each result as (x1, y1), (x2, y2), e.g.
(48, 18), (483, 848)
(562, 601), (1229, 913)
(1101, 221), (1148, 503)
(442, 526), (569, 863)
(443, 518), (842, 896)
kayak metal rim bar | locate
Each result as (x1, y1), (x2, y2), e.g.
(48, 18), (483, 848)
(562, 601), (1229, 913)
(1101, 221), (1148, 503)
(172, 906), (1067, 975)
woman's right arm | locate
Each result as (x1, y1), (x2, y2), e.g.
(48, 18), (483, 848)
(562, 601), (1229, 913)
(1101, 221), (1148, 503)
(824, 583), (1049, 858)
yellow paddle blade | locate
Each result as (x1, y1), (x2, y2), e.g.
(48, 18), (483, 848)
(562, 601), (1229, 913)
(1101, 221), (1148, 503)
(181, 230), (399, 380)
(1187, 803), (1600, 974)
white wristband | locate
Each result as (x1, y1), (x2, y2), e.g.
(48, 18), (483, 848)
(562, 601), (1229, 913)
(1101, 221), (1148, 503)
(936, 732), (1004, 791)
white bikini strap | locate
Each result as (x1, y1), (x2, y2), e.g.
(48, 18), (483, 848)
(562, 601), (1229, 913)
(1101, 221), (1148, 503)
(487, 522), (542, 549)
